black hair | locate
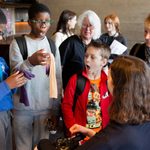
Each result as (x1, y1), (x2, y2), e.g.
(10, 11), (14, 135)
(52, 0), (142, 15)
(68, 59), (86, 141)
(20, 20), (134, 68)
(0, 9), (7, 24)
(28, 2), (51, 20)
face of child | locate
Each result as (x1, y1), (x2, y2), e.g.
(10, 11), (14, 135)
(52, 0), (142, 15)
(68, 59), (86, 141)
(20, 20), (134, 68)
(29, 12), (51, 38)
(84, 46), (107, 78)
(144, 27), (150, 47)
(104, 18), (116, 33)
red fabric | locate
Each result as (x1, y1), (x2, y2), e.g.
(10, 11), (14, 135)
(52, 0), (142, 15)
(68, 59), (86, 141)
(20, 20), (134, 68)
(61, 70), (112, 135)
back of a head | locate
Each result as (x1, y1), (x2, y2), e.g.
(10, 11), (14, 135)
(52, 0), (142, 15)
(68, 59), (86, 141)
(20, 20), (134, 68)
(109, 55), (150, 124)
(77, 10), (101, 39)
(28, 2), (51, 20)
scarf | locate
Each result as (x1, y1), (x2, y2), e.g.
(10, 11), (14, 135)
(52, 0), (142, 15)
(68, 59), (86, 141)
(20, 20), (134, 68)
(47, 53), (58, 99)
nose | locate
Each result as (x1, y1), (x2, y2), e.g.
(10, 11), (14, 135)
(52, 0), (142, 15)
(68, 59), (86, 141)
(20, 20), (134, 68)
(41, 21), (48, 26)
(85, 56), (91, 62)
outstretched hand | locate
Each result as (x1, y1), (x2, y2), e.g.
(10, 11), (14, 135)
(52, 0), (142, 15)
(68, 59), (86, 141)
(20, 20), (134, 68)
(69, 124), (96, 138)
(5, 71), (27, 89)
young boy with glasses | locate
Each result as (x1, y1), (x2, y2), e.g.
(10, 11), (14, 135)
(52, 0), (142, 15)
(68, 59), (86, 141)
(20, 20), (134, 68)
(9, 2), (62, 150)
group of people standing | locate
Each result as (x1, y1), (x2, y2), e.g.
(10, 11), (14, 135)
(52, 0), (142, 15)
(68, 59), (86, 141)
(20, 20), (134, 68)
(1, 1), (150, 150)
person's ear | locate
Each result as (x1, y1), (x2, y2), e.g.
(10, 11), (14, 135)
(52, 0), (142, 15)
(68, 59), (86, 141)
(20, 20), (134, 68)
(102, 58), (108, 67)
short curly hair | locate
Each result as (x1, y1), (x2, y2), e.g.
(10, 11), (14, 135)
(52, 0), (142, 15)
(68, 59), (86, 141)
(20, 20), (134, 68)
(28, 2), (51, 20)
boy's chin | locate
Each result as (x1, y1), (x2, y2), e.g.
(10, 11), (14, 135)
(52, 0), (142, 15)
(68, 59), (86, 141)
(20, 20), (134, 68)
(35, 32), (46, 38)
(39, 32), (46, 37)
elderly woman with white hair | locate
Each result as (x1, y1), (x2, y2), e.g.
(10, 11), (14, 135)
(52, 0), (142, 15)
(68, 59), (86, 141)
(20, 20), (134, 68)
(59, 10), (101, 90)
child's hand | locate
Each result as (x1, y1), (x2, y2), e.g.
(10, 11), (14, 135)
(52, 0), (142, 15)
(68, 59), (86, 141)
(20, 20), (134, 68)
(70, 124), (87, 135)
(5, 71), (27, 89)
(69, 124), (96, 138)
(28, 49), (50, 66)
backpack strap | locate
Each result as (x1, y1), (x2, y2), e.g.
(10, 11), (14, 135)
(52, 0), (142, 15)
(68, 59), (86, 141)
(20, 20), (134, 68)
(47, 38), (56, 57)
(15, 36), (56, 60)
(72, 73), (86, 112)
(15, 36), (28, 60)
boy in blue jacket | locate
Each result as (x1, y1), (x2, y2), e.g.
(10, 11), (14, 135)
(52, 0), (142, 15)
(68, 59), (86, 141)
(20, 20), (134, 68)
(0, 9), (27, 150)
(0, 57), (26, 150)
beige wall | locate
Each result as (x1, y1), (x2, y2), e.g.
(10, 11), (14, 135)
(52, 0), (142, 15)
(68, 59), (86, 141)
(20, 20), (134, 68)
(39, 0), (150, 49)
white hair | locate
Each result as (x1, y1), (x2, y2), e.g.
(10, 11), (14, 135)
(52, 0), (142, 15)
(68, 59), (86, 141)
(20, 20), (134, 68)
(77, 10), (101, 39)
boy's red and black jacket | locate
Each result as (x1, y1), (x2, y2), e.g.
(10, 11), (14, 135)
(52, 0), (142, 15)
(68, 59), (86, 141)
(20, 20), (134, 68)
(61, 70), (112, 134)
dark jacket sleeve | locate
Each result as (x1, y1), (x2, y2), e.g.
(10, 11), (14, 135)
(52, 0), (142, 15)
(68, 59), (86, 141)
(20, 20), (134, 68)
(59, 37), (72, 66)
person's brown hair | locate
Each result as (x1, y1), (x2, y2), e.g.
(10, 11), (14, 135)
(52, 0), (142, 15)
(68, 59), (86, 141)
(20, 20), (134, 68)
(104, 14), (120, 32)
(109, 55), (150, 124)
(86, 40), (111, 60)
(54, 10), (76, 35)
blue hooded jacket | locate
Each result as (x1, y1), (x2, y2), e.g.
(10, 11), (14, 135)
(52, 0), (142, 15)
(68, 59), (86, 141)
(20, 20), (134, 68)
(0, 57), (14, 111)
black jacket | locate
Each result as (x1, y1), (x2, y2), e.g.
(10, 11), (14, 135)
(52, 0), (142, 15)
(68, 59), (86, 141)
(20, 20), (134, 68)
(130, 43), (146, 60)
(76, 121), (150, 150)
(37, 121), (150, 150)
(59, 35), (85, 89)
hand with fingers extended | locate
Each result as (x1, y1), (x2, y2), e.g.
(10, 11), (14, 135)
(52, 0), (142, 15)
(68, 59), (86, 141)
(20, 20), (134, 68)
(5, 71), (27, 89)
(28, 49), (50, 66)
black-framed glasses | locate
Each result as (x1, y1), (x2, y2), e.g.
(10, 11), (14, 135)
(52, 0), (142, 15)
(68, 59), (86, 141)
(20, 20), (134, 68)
(30, 19), (54, 25)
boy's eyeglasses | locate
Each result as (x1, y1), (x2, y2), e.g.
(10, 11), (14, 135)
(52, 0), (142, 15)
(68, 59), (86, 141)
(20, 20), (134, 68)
(30, 19), (54, 25)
